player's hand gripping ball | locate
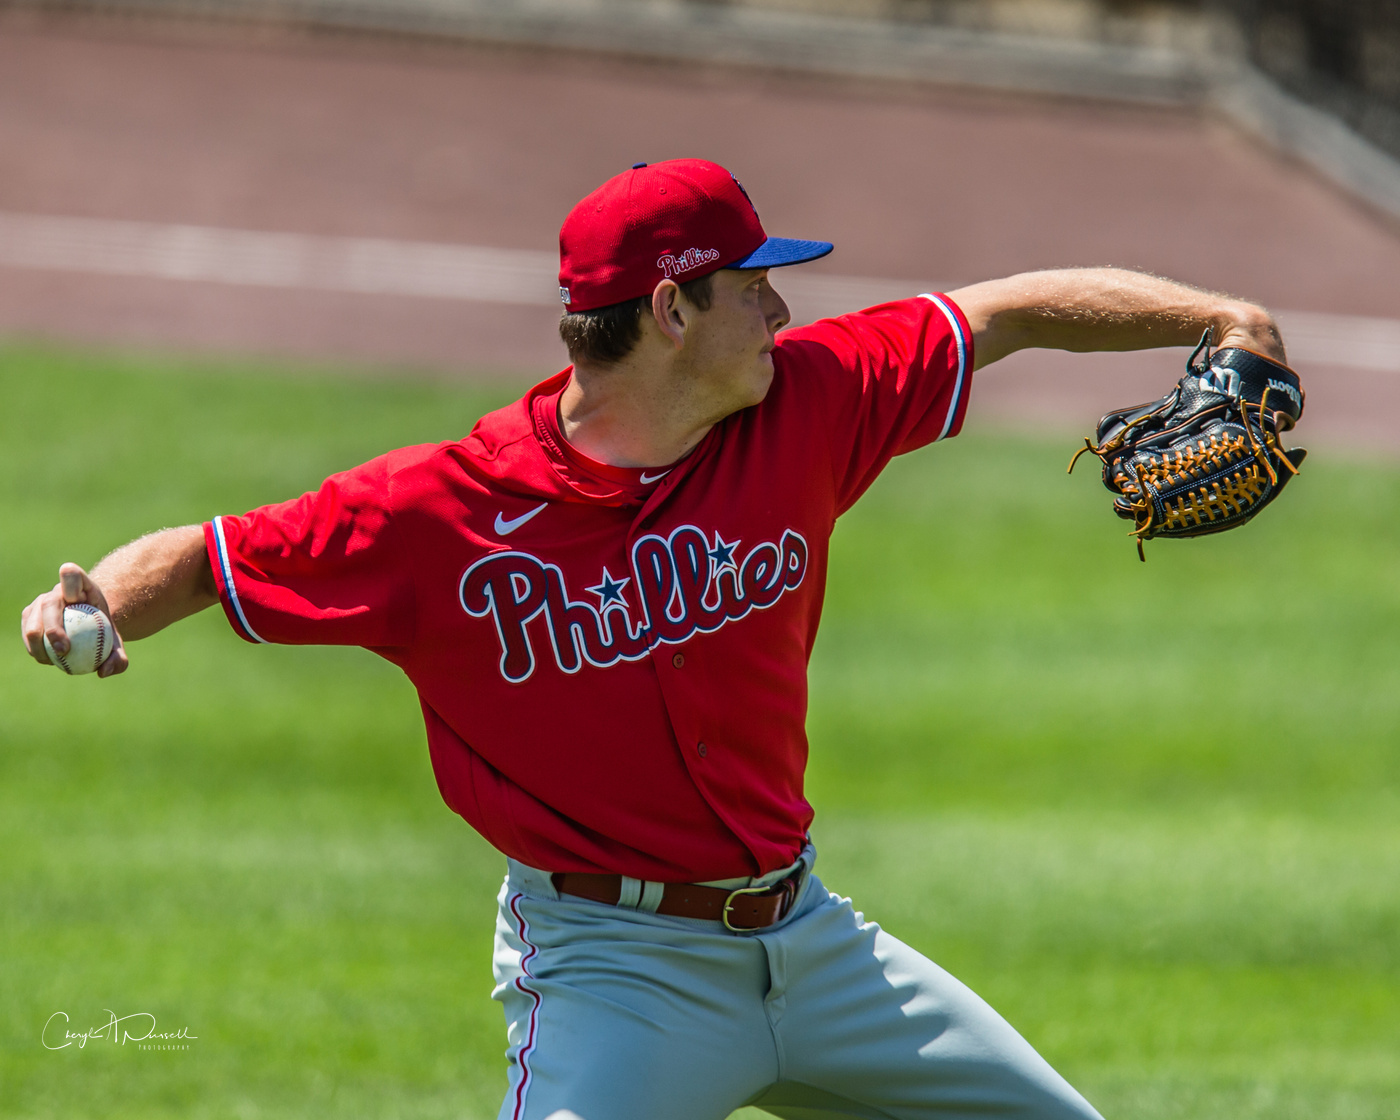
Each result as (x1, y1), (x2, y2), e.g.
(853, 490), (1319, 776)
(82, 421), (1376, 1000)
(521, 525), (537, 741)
(1069, 331), (1306, 560)
(43, 603), (117, 675)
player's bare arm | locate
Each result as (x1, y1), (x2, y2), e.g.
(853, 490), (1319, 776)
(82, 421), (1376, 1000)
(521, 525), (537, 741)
(19, 526), (216, 677)
(953, 266), (1305, 560)
(949, 266), (1285, 369)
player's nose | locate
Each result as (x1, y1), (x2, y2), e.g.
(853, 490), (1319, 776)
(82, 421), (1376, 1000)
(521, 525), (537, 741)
(764, 283), (790, 334)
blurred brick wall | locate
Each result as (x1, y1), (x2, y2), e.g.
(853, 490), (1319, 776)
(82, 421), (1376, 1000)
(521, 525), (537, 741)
(712, 0), (1399, 158)
(5, 0), (1394, 158)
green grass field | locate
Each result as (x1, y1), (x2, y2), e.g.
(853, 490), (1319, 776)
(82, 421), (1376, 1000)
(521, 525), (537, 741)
(2, 342), (1397, 1119)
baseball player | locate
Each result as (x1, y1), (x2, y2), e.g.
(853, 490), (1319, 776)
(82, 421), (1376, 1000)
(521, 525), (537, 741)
(22, 159), (1289, 1119)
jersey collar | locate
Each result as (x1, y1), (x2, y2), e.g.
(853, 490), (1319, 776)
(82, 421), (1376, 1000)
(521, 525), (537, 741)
(530, 372), (710, 506)
(463, 370), (716, 508)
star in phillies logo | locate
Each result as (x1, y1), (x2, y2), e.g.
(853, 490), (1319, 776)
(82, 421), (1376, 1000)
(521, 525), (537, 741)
(657, 247), (720, 279)
(459, 525), (809, 683)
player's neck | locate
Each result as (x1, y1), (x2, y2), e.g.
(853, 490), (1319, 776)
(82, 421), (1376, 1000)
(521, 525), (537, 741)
(558, 358), (719, 470)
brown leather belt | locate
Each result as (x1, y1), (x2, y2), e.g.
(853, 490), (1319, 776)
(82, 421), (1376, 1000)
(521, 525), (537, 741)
(553, 871), (800, 931)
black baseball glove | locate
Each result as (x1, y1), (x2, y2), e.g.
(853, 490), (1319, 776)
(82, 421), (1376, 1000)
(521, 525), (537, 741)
(1069, 331), (1306, 561)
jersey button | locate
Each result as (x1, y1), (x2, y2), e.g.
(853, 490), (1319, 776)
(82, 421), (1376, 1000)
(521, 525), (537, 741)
(672, 653), (685, 669)
(697, 742), (708, 758)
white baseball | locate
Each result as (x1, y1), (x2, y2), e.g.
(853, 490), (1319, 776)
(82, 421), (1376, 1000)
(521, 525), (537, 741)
(43, 603), (116, 675)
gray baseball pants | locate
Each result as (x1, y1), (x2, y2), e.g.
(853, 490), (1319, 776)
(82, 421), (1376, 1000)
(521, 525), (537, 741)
(492, 846), (1104, 1120)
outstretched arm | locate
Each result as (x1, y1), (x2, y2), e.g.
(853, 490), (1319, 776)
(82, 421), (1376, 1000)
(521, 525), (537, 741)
(948, 267), (1286, 370)
(20, 526), (218, 678)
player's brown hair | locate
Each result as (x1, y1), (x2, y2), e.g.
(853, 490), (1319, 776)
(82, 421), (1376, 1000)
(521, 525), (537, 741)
(559, 273), (715, 366)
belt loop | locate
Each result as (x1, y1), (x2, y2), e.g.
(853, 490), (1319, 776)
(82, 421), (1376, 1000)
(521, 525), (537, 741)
(617, 876), (643, 909)
(638, 880), (664, 913)
(509, 859), (561, 900)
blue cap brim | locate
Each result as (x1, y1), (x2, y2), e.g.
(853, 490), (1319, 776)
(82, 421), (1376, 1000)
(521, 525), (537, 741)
(724, 237), (833, 270)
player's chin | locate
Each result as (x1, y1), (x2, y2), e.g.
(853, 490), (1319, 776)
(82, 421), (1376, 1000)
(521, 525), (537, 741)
(742, 356), (776, 407)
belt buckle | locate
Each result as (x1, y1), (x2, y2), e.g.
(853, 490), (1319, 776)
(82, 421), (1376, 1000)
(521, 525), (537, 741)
(721, 877), (797, 932)
(721, 884), (772, 932)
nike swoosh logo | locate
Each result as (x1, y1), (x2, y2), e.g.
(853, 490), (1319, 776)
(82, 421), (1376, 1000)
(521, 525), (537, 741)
(639, 469), (671, 484)
(494, 502), (548, 535)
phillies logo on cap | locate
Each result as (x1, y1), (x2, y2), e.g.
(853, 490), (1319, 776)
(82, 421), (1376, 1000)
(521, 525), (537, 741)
(557, 158), (834, 314)
(657, 248), (720, 279)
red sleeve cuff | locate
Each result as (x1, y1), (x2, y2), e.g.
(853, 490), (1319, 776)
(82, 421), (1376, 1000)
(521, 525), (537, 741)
(203, 517), (267, 644)
(922, 292), (974, 441)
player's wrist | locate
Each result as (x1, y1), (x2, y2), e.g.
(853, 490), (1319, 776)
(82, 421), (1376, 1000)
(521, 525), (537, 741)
(1211, 302), (1287, 365)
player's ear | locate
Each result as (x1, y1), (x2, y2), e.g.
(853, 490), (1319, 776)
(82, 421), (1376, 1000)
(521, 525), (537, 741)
(651, 279), (687, 351)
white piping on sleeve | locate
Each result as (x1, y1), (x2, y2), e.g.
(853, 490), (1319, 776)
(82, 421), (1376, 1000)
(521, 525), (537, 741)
(211, 515), (268, 644)
(919, 293), (969, 441)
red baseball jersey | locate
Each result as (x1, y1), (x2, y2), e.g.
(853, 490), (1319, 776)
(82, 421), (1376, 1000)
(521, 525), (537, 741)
(204, 294), (973, 882)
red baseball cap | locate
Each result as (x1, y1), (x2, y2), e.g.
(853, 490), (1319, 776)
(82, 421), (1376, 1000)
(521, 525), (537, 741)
(558, 159), (833, 313)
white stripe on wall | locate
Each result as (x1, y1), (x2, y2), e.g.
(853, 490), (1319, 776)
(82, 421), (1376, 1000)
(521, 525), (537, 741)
(0, 211), (560, 306)
(1273, 309), (1400, 374)
(1, 210), (1396, 372)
